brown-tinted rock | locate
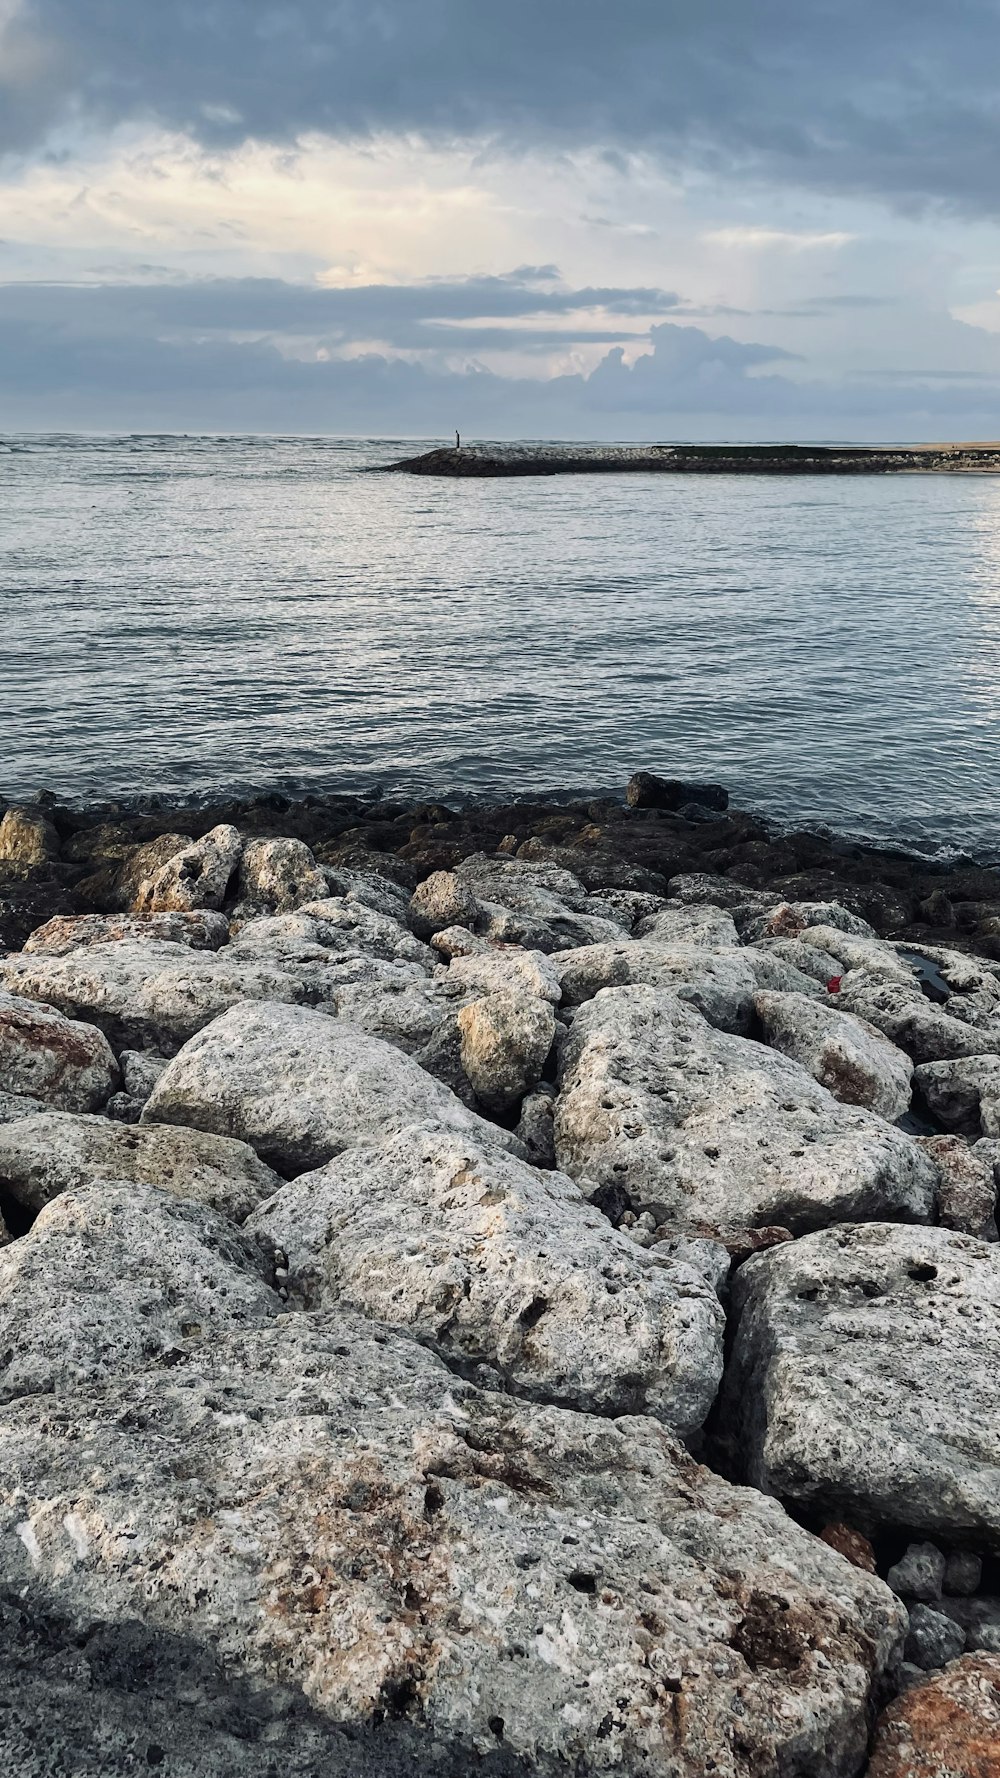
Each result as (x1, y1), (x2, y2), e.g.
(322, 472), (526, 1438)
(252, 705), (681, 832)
(818, 1523), (877, 1573)
(867, 1654), (1000, 1777)
(919, 1135), (997, 1240)
(0, 806), (59, 875)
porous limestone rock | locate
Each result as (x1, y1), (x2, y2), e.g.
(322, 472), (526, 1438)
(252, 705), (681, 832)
(0, 805), (58, 874)
(914, 1056), (1000, 1136)
(297, 897), (433, 967)
(516, 1084), (557, 1167)
(443, 944), (561, 1003)
(554, 987), (936, 1235)
(555, 941), (757, 1033)
(738, 947), (826, 999)
(0, 1182), (278, 1402)
(792, 926), (916, 983)
(840, 973), (1000, 1064)
(409, 870), (482, 939)
(0, 1310), (905, 1776)
(724, 1222), (1000, 1543)
(134, 823), (242, 914)
(249, 1124), (724, 1434)
(667, 873), (782, 926)
(0, 1111), (280, 1223)
(456, 990), (556, 1113)
(235, 836), (328, 913)
(632, 903), (739, 948)
(23, 910), (229, 954)
(0, 940), (308, 1053)
(866, 1654), (1000, 1778)
(143, 1001), (524, 1173)
(886, 1543), (946, 1604)
(757, 935), (846, 984)
(0, 992), (119, 1112)
(753, 988), (913, 1119)
(918, 1135), (997, 1239)
(743, 901), (876, 942)
(0, 1090), (44, 1125)
(452, 854), (627, 952)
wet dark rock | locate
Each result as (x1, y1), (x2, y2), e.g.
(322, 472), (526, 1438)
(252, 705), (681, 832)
(625, 772), (729, 812)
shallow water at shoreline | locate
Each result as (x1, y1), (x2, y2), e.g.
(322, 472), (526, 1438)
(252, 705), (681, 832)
(3, 432), (1000, 857)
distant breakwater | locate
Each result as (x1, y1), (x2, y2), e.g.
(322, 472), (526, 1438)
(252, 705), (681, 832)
(387, 441), (1000, 477)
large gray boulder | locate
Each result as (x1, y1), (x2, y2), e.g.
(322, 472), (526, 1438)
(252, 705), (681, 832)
(554, 986), (936, 1235)
(249, 1124), (724, 1435)
(451, 855), (627, 952)
(839, 971), (1000, 1064)
(143, 1001), (525, 1173)
(456, 990), (556, 1113)
(753, 988), (913, 1120)
(914, 1055), (1000, 1136)
(0, 1111), (280, 1223)
(0, 992), (119, 1112)
(23, 910), (230, 953)
(0, 1182), (279, 1402)
(0, 1311), (905, 1775)
(443, 943), (562, 1003)
(724, 1222), (1000, 1544)
(555, 941), (757, 1032)
(235, 836), (328, 913)
(0, 941), (308, 1054)
(632, 904), (739, 948)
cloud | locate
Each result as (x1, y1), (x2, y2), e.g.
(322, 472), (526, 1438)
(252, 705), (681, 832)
(2, 2), (1000, 218)
(0, 271), (683, 356)
(3, 293), (999, 440)
(702, 229), (855, 252)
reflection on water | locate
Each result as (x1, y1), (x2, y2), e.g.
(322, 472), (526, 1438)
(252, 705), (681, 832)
(2, 433), (1000, 857)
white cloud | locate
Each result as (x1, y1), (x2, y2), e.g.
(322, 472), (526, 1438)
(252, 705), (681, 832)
(702, 227), (856, 251)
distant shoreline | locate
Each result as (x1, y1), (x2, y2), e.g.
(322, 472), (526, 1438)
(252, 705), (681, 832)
(387, 441), (1000, 477)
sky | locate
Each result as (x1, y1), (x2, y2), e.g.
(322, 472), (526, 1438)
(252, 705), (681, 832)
(4, 1), (1000, 437)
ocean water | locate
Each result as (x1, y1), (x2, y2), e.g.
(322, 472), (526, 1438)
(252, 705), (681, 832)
(2, 432), (1000, 857)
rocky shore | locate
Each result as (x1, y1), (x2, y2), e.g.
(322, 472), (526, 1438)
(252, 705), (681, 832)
(3, 773), (1000, 1773)
(388, 442), (1000, 477)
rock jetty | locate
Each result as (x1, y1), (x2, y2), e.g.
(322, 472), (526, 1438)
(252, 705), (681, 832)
(4, 777), (1000, 1771)
(388, 442), (1000, 478)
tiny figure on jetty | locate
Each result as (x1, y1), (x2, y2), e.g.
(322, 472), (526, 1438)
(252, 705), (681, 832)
(455, 430), (461, 449)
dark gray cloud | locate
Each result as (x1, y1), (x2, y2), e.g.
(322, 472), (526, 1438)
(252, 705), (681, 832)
(0, 271), (682, 354)
(2, 292), (997, 439)
(4, 2), (1000, 214)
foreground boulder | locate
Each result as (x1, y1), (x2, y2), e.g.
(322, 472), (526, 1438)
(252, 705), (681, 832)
(724, 1223), (1000, 1543)
(144, 1002), (524, 1173)
(0, 1311), (904, 1775)
(456, 990), (556, 1113)
(753, 988), (913, 1120)
(249, 1124), (724, 1435)
(0, 993), (119, 1112)
(0, 1111), (280, 1223)
(867, 1653), (1000, 1777)
(555, 987), (936, 1235)
(0, 1182), (278, 1402)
